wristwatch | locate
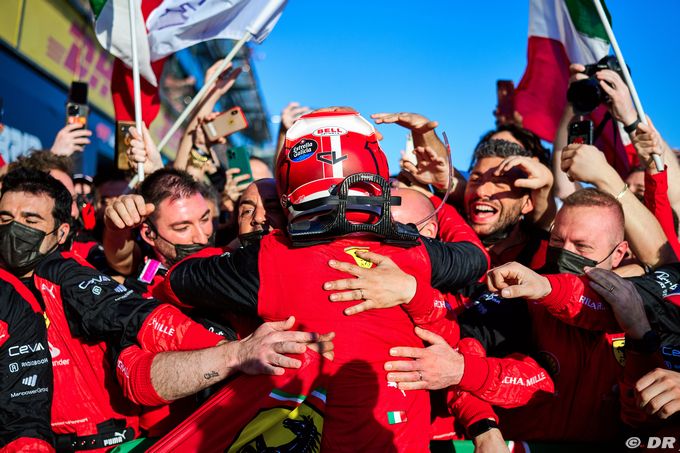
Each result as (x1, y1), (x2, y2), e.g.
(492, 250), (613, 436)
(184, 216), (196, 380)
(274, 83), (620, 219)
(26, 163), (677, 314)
(626, 330), (661, 354)
(467, 418), (499, 439)
(623, 117), (641, 134)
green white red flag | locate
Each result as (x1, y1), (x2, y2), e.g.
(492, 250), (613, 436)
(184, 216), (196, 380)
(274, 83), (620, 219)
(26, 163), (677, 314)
(515, 0), (637, 175)
(515, 0), (611, 142)
(90, 0), (286, 126)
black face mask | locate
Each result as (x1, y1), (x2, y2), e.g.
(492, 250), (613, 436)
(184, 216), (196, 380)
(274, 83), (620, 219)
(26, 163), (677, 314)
(171, 242), (211, 265)
(0, 221), (60, 276)
(480, 219), (521, 247)
(146, 221), (215, 266)
(542, 244), (618, 275)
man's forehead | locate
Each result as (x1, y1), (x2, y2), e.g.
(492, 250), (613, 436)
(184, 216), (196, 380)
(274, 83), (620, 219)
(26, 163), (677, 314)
(1, 190), (53, 205)
(472, 157), (527, 179)
(240, 185), (262, 207)
(156, 193), (207, 217)
(472, 156), (504, 172)
(554, 205), (617, 232)
(0, 191), (55, 218)
(49, 169), (75, 196)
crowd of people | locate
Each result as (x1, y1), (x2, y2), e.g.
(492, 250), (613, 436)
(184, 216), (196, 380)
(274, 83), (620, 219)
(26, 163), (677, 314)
(0, 56), (679, 453)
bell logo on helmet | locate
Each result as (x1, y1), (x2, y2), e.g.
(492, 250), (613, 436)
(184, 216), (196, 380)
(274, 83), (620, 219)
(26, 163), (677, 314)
(289, 139), (318, 162)
(313, 127), (347, 137)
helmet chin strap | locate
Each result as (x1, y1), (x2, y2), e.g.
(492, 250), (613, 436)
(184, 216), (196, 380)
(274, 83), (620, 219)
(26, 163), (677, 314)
(288, 173), (419, 247)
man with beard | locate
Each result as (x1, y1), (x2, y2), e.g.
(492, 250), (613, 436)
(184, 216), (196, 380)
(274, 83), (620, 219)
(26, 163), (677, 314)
(6, 150), (105, 267)
(231, 178), (287, 248)
(464, 139), (555, 269)
(386, 188), (631, 443)
(0, 168), (334, 450)
(103, 169), (221, 293)
(157, 110), (499, 451)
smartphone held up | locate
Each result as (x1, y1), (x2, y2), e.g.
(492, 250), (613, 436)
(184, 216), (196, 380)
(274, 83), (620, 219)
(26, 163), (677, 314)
(202, 106), (248, 142)
(66, 81), (89, 128)
(115, 121), (135, 171)
(225, 146), (253, 186)
(567, 120), (594, 145)
(496, 80), (515, 126)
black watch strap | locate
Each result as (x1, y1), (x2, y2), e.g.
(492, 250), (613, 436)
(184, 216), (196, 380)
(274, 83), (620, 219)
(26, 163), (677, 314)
(624, 117), (641, 134)
(467, 418), (499, 439)
(626, 330), (661, 354)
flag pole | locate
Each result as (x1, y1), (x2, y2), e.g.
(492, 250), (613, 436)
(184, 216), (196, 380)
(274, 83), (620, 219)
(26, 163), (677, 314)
(592, 0), (663, 171)
(156, 31), (252, 152)
(128, 0), (145, 182)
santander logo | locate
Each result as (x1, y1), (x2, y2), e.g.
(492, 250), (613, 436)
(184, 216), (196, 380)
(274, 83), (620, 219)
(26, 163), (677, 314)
(49, 341), (70, 367)
(48, 341), (60, 358)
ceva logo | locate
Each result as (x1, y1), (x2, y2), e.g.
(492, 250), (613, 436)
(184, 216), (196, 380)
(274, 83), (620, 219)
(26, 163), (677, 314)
(9, 343), (45, 357)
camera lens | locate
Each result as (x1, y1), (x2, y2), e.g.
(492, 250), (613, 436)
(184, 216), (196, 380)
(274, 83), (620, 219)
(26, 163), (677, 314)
(567, 79), (602, 114)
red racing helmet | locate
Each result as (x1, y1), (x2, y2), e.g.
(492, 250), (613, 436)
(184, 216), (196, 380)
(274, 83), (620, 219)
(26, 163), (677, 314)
(275, 110), (418, 245)
(276, 110), (389, 222)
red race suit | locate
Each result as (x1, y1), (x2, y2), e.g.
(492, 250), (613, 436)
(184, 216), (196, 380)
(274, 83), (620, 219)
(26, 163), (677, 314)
(27, 251), (222, 451)
(0, 268), (54, 452)
(160, 231), (491, 451)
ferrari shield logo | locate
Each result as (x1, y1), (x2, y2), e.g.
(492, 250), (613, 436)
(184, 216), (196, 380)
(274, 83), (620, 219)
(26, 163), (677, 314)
(344, 247), (373, 269)
(611, 337), (626, 367)
(227, 389), (325, 452)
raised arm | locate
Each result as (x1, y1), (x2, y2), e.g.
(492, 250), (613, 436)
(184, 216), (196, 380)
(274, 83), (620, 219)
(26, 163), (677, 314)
(562, 143), (675, 268)
(486, 261), (620, 332)
(102, 194), (154, 276)
(633, 121), (680, 260)
(174, 62), (241, 170)
(552, 64), (590, 200)
(372, 112), (467, 203)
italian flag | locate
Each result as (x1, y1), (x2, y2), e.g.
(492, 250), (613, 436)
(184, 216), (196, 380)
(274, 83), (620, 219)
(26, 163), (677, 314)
(91, 0), (165, 126)
(91, 0), (161, 86)
(90, 0), (286, 126)
(515, 0), (611, 142)
(387, 410), (408, 425)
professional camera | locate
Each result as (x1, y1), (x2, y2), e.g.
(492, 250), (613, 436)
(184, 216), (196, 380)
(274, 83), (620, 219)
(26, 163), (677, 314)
(566, 56), (628, 113)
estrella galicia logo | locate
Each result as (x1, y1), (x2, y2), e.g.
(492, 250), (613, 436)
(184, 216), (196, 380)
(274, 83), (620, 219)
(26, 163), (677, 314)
(289, 139), (318, 162)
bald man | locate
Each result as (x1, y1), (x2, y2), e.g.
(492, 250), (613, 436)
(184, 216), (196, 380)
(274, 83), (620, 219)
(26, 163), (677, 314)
(391, 187), (438, 239)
